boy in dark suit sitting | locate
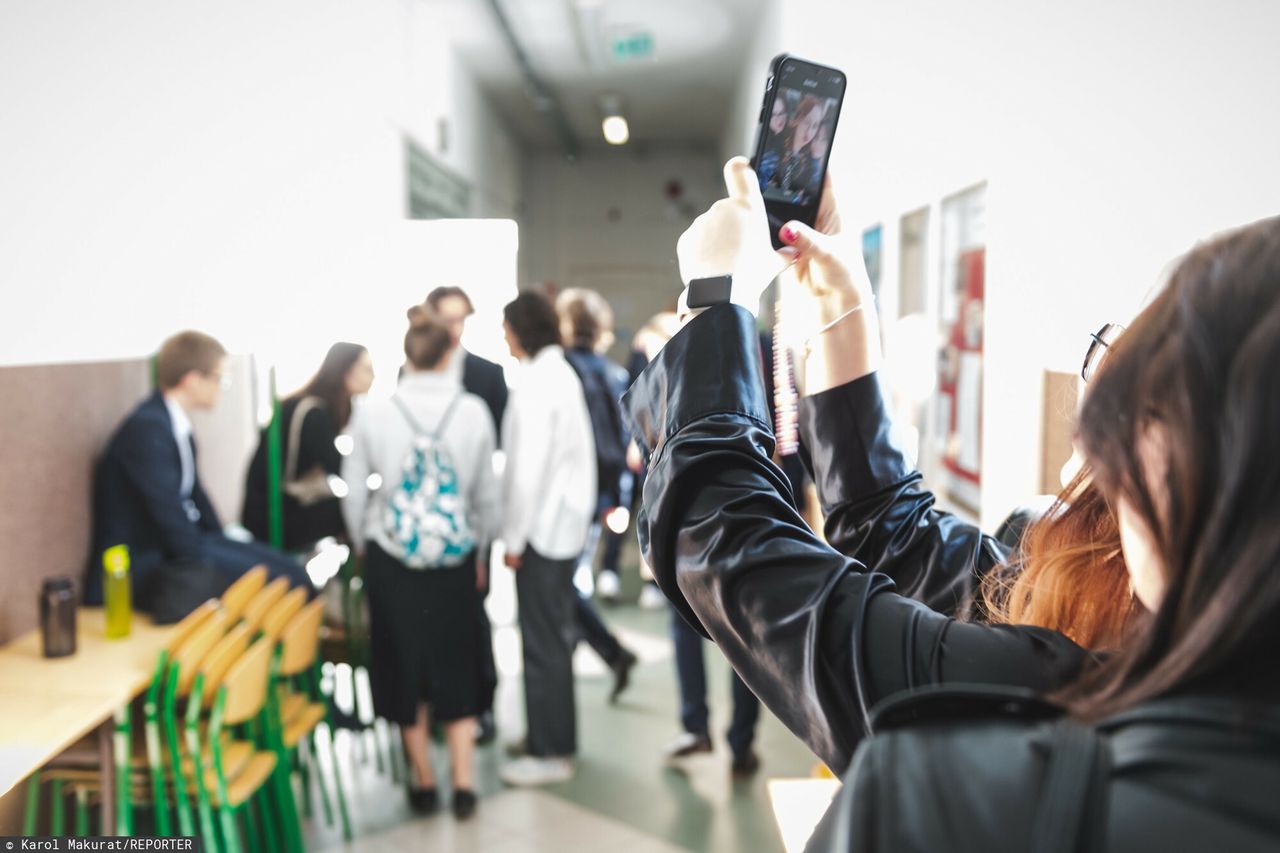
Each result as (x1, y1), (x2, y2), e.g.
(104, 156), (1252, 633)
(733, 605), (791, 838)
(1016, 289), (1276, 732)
(86, 330), (310, 611)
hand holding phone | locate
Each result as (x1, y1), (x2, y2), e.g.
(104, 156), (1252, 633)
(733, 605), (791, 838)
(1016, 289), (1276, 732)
(676, 157), (786, 315)
(750, 54), (846, 249)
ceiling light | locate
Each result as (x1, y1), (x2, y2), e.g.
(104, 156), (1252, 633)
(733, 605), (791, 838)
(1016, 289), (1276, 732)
(602, 115), (629, 145)
(599, 94), (628, 145)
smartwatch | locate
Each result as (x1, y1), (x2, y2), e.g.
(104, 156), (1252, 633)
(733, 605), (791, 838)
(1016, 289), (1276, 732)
(686, 275), (733, 309)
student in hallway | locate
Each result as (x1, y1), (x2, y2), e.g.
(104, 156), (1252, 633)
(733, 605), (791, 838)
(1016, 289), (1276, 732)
(88, 331), (309, 612)
(498, 291), (597, 787)
(342, 305), (500, 820)
(426, 286), (508, 435)
(425, 284), (507, 742)
(556, 287), (639, 703)
(241, 342), (374, 550)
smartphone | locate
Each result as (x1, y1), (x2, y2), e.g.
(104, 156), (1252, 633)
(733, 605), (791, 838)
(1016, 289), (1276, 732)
(750, 54), (847, 249)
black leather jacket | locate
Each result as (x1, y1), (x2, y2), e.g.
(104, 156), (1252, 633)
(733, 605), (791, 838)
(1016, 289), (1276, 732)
(623, 306), (1280, 851)
(623, 305), (1090, 773)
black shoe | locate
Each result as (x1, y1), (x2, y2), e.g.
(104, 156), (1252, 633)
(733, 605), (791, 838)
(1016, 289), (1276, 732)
(664, 732), (713, 759)
(452, 789), (478, 820)
(609, 649), (638, 704)
(408, 786), (439, 814)
(328, 703), (362, 731)
(475, 711), (497, 746)
(731, 751), (761, 778)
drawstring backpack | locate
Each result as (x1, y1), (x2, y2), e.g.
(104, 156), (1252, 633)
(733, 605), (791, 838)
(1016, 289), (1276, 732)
(380, 395), (474, 569)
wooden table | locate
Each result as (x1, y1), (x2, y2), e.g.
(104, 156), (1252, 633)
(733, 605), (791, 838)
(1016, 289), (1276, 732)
(0, 608), (174, 829)
(768, 778), (842, 853)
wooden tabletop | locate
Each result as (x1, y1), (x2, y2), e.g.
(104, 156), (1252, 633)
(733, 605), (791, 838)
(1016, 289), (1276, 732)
(769, 778), (842, 853)
(0, 608), (174, 797)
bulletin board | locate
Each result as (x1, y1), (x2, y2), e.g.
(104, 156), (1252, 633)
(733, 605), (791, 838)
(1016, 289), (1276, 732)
(934, 184), (986, 513)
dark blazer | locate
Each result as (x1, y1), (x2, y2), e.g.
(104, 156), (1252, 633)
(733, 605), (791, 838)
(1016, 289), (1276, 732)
(87, 391), (221, 602)
(461, 350), (508, 441)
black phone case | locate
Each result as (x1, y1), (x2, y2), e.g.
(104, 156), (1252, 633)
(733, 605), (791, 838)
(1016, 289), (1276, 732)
(749, 54), (846, 250)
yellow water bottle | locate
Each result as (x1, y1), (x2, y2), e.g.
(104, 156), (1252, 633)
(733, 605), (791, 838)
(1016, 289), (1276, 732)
(103, 544), (132, 639)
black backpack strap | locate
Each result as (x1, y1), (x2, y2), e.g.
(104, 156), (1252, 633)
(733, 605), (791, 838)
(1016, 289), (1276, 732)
(870, 683), (1063, 732)
(1033, 719), (1110, 853)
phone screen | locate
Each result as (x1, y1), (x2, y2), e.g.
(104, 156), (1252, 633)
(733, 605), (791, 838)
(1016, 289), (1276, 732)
(752, 56), (845, 247)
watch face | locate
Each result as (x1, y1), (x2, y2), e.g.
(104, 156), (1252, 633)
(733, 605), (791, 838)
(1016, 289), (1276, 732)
(687, 275), (733, 308)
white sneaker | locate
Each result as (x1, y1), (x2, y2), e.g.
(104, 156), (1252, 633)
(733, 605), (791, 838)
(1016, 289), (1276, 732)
(596, 570), (621, 601)
(499, 756), (576, 787)
(638, 583), (667, 610)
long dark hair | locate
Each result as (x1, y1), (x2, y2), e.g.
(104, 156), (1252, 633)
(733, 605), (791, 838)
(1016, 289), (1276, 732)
(1063, 214), (1280, 719)
(292, 342), (367, 430)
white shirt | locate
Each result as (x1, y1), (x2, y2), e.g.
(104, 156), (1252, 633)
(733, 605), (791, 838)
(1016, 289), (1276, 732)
(163, 394), (196, 499)
(444, 345), (466, 385)
(341, 371), (501, 558)
(501, 345), (597, 560)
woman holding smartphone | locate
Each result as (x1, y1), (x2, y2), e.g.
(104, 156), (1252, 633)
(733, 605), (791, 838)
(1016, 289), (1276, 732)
(625, 158), (1280, 849)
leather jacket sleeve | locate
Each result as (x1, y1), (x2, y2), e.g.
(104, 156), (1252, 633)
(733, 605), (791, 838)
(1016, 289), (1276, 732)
(799, 372), (1008, 619)
(623, 305), (1091, 773)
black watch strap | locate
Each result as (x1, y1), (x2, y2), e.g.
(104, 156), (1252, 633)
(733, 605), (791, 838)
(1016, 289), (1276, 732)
(686, 275), (733, 309)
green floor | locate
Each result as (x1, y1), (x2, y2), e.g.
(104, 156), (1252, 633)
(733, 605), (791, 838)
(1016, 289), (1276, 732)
(532, 605), (819, 852)
(305, 601), (820, 852)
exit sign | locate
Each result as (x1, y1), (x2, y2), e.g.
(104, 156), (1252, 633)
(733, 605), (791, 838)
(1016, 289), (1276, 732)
(610, 30), (654, 62)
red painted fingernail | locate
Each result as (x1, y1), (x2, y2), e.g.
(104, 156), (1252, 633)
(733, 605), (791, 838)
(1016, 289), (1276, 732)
(780, 225), (797, 244)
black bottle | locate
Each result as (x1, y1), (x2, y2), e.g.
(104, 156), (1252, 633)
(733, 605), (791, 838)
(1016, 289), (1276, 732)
(40, 576), (77, 658)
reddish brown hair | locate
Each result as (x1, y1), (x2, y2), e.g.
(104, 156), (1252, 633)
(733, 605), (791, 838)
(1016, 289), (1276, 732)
(983, 470), (1137, 649)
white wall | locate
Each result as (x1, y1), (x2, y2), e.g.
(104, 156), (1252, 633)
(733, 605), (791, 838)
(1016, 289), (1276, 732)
(781, 0), (1280, 527)
(522, 148), (724, 352)
(400, 1), (523, 221)
(0, 0), (525, 518)
(0, 0), (523, 374)
(719, 0), (785, 162)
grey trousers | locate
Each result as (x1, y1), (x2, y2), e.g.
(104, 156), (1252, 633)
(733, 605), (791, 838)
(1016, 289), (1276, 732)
(516, 546), (579, 758)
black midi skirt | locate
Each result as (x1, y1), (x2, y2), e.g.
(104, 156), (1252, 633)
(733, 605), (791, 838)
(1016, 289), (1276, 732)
(364, 541), (483, 724)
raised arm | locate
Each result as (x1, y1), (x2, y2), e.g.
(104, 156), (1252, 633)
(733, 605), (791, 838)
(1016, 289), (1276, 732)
(760, 162), (1005, 618)
(800, 373), (1007, 617)
(625, 305), (1089, 772)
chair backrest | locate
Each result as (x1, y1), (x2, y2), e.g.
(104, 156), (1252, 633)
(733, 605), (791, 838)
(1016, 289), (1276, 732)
(220, 565), (268, 622)
(260, 587), (307, 642)
(165, 599), (220, 654)
(170, 611), (230, 697)
(278, 598), (325, 677)
(220, 636), (274, 726)
(240, 577), (288, 632)
(199, 623), (252, 708)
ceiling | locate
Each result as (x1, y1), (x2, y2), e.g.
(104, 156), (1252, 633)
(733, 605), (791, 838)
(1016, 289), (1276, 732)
(424, 0), (770, 154)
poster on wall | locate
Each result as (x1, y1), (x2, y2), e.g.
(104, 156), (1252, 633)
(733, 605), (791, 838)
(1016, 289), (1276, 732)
(861, 225), (882, 299)
(935, 185), (986, 514)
